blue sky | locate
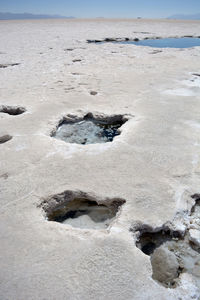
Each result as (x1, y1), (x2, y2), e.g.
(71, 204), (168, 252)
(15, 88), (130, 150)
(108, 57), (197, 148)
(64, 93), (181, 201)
(0, 0), (200, 18)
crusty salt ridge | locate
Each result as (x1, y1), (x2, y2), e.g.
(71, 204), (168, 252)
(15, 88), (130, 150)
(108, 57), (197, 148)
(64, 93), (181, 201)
(0, 18), (200, 299)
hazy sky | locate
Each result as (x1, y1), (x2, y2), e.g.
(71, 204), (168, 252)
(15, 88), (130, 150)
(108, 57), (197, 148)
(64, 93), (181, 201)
(0, 0), (200, 18)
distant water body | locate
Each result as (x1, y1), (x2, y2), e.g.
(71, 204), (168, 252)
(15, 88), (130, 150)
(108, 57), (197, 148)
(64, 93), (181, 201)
(119, 38), (200, 48)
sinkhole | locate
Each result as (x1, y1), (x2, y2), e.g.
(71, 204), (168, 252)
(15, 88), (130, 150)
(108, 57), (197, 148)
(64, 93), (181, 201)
(40, 190), (125, 230)
(0, 134), (12, 144)
(88, 37), (200, 49)
(135, 228), (181, 256)
(132, 225), (184, 288)
(132, 196), (200, 289)
(120, 37), (200, 48)
(51, 113), (128, 145)
(0, 105), (26, 116)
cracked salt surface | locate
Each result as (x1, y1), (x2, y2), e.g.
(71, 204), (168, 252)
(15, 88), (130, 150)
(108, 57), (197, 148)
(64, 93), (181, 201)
(163, 73), (200, 97)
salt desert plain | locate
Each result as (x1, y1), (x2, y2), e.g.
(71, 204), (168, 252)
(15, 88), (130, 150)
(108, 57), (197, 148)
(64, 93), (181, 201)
(0, 18), (200, 299)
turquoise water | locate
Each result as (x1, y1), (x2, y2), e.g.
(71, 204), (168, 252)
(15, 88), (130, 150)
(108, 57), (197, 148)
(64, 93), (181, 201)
(119, 38), (200, 48)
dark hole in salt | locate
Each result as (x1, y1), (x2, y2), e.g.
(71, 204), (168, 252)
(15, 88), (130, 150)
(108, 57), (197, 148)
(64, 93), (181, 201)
(43, 196), (125, 230)
(133, 228), (184, 288)
(0, 105), (26, 116)
(0, 135), (12, 144)
(136, 229), (181, 255)
(132, 195), (200, 289)
(141, 242), (156, 255)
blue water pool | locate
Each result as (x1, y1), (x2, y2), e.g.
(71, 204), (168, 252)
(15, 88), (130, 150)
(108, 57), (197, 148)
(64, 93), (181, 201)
(119, 37), (200, 48)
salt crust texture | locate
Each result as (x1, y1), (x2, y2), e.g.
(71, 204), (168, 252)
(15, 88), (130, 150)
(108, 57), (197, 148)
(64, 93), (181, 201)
(0, 18), (200, 299)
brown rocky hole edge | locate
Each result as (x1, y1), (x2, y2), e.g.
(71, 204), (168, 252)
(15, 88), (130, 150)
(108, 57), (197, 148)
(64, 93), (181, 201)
(39, 190), (126, 230)
(130, 194), (200, 289)
(0, 105), (26, 115)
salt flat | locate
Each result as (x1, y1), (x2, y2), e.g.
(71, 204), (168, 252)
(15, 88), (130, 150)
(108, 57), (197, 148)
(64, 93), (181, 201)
(0, 18), (200, 300)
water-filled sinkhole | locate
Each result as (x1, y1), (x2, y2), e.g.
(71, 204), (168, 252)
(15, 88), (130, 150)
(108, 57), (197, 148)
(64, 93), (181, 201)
(89, 37), (200, 48)
(52, 113), (128, 144)
(41, 191), (125, 230)
(120, 38), (200, 48)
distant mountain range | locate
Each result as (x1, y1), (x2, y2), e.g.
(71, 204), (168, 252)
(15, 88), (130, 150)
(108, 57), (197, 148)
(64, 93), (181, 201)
(168, 13), (200, 20)
(0, 12), (75, 20)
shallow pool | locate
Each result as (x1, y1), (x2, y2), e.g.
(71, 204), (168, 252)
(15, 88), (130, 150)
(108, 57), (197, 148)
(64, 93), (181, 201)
(118, 38), (200, 48)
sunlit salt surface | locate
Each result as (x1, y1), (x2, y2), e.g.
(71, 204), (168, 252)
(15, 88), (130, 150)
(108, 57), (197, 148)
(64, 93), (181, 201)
(114, 38), (200, 48)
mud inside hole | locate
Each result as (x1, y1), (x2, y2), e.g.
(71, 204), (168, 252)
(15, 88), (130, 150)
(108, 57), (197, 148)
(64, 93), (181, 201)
(52, 113), (127, 144)
(46, 198), (124, 229)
